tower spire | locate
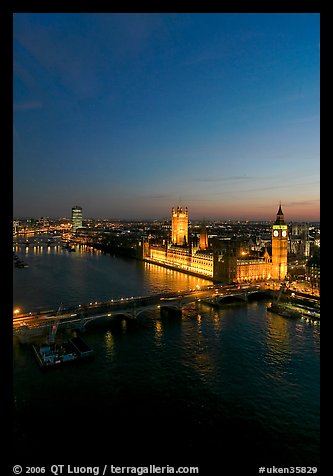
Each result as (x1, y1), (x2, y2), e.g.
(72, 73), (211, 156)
(275, 202), (285, 225)
(272, 203), (288, 280)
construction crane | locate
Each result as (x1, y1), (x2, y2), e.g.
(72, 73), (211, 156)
(275, 282), (287, 303)
(48, 302), (63, 344)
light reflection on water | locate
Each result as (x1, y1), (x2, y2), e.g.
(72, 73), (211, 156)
(12, 240), (320, 467)
(154, 319), (163, 348)
(13, 242), (212, 312)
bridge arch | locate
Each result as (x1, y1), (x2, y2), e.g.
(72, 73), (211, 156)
(160, 304), (182, 311)
(246, 290), (270, 301)
(218, 294), (247, 304)
(134, 305), (161, 319)
(82, 311), (136, 328)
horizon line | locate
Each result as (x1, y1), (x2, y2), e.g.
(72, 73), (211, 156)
(13, 215), (320, 223)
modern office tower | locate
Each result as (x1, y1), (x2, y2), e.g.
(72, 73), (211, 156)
(71, 205), (83, 233)
(271, 204), (288, 280)
(171, 206), (189, 246)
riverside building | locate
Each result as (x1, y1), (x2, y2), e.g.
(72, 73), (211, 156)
(140, 204), (289, 284)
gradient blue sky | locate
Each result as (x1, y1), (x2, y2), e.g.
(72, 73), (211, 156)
(13, 13), (320, 221)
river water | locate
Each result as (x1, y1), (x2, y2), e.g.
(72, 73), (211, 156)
(12, 240), (320, 473)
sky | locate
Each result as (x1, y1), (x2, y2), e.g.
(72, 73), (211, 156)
(13, 13), (320, 222)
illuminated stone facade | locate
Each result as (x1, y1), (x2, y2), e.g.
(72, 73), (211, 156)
(172, 206), (188, 245)
(271, 204), (288, 280)
(142, 205), (288, 283)
(149, 244), (214, 277)
(235, 250), (272, 283)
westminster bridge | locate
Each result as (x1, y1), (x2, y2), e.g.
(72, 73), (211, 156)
(13, 285), (274, 343)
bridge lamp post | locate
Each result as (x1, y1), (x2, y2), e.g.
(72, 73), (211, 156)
(14, 308), (20, 316)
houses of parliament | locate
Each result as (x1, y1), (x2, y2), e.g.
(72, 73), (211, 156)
(140, 204), (288, 283)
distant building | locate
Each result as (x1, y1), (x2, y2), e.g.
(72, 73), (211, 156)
(37, 216), (50, 228)
(71, 206), (83, 233)
(13, 220), (20, 236)
(289, 223), (311, 258)
(199, 223), (208, 250)
(306, 250), (320, 293)
(140, 204), (289, 283)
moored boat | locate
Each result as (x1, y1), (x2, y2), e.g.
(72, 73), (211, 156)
(267, 301), (320, 322)
(32, 336), (94, 369)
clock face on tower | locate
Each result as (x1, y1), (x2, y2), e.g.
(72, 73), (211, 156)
(273, 230), (279, 237)
(282, 230), (287, 237)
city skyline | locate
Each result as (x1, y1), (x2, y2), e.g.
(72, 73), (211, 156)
(13, 13), (320, 221)
(13, 203), (320, 224)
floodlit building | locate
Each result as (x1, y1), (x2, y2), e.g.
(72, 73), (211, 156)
(140, 204), (289, 283)
(171, 206), (188, 245)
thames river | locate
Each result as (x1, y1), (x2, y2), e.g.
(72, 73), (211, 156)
(12, 239), (320, 473)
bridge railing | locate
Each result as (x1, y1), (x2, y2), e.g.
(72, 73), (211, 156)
(14, 284), (273, 322)
(14, 285), (217, 318)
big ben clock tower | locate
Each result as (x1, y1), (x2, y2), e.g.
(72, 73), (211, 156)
(271, 204), (288, 280)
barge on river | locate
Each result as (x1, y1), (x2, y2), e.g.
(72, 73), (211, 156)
(32, 336), (94, 368)
(267, 302), (320, 323)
